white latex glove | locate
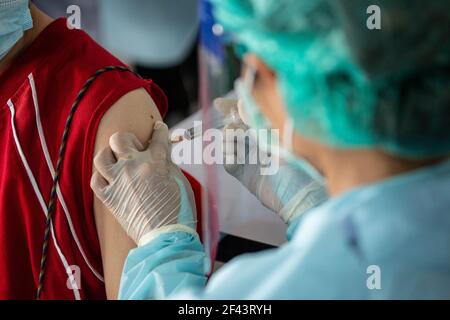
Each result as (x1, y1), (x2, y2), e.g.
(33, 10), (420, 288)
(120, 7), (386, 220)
(91, 122), (197, 246)
(216, 98), (328, 224)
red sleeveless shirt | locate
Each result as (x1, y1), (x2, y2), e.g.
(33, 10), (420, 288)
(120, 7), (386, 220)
(0, 18), (183, 299)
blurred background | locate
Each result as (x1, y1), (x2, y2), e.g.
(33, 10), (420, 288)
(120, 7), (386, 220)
(34, 0), (200, 127)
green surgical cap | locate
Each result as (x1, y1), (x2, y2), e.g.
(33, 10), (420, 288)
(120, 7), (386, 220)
(211, 0), (450, 158)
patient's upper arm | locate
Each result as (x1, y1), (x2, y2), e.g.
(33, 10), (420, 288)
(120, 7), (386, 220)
(93, 88), (162, 299)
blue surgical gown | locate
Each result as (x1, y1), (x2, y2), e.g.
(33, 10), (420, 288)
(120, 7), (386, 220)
(119, 160), (450, 299)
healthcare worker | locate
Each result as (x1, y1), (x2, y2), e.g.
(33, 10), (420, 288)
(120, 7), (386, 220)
(91, 0), (450, 299)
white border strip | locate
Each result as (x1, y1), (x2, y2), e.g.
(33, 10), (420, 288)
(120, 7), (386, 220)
(8, 99), (80, 300)
(28, 74), (104, 283)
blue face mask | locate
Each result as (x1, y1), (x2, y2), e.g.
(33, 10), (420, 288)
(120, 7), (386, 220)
(0, 0), (33, 60)
(235, 65), (325, 183)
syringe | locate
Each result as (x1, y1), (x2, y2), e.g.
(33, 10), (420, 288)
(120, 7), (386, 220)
(171, 107), (241, 143)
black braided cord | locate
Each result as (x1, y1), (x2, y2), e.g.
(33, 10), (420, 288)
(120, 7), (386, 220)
(36, 66), (140, 299)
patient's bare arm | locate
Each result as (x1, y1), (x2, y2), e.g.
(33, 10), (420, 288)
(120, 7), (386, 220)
(93, 88), (162, 299)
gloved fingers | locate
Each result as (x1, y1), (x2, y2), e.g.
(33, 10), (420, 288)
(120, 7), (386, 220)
(90, 170), (109, 203)
(224, 121), (248, 132)
(222, 123), (239, 164)
(223, 121), (248, 149)
(148, 121), (170, 162)
(237, 99), (252, 126)
(225, 121), (258, 170)
(215, 98), (248, 131)
(109, 132), (144, 160)
(93, 146), (117, 183)
(138, 161), (170, 178)
(214, 98), (238, 116)
(222, 114), (249, 152)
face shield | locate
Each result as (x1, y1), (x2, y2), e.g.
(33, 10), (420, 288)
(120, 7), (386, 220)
(194, 0), (289, 273)
(197, 0), (242, 273)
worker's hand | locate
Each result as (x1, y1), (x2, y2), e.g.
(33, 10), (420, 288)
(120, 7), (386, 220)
(215, 98), (261, 198)
(216, 98), (328, 223)
(91, 122), (197, 247)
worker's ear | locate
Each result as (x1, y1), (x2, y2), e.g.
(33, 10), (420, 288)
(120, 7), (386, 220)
(245, 54), (277, 89)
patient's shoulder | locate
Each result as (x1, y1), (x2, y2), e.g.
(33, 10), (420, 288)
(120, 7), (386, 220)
(92, 87), (163, 299)
(94, 88), (163, 151)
